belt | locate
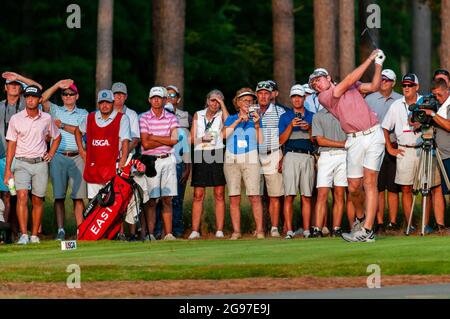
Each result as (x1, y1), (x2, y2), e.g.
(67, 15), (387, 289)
(59, 151), (79, 157)
(16, 157), (44, 164)
(265, 148), (280, 155)
(320, 149), (346, 155)
(150, 153), (170, 159)
(287, 149), (313, 155)
(347, 124), (380, 138)
(398, 144), (422, 149)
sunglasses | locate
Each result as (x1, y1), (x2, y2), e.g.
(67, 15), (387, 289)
(62, 92), (77, 97)
(167, 93), (178, 98)
(257, 81), (272, 89)
(402, 84), (416, 88)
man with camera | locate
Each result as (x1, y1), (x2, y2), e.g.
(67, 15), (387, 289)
(420, 78), (450, 232)
(433, 69), (449, 88)
(279, 84), (315, 239)
(382, 74), (444, 233)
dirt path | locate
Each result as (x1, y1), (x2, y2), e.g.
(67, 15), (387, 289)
(2, 275), (450, 298)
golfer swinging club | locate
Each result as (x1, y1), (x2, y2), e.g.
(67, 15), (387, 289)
(309, 49), (386, 242)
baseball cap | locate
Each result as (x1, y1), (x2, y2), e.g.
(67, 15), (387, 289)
(290, 84), (305, 97)
(308, 68), (329, 85)
(111, 82), (127, 94)
(381, 69), (396, 82)
(23, 85), (42, 97)
(149, 86), (167, 98)
(267, 80), (278, 91)
(256, 81), (273, 93)
(63, 84), (78, 94)
(5, 79), (26, 89)
(401, 73), (419, 85)
(166, 85), (179, 95)
(302, 84), (316, 94)
(97, 89), (114, 103)
(434, 69), (450, 78)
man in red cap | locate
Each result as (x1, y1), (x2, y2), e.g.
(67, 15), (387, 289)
(42, 79), (89, 240)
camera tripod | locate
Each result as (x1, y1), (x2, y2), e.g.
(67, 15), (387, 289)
(406, 130), (450, 236)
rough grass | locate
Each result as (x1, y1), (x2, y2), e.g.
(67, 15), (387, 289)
(1, 236), (450, 282)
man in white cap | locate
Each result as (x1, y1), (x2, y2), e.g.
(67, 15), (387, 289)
(139, 86), (179, 240)
(279, 84), (315, 239)
(309, 49), (386, 242)
(364, 69), (402, 233)
(75, 89), (131, 200)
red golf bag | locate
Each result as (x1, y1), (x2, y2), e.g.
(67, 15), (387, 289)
(78, 159), (145, 240)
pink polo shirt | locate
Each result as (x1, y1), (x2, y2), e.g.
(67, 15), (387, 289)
(318, 82), (379, 133)
(6, 109), (60, 158)
(139, 109), (179, 156)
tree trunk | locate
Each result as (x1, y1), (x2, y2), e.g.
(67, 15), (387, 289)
(153, 0), (186, 101)
(339, 0), (355, 80)
(272, 0), (295, 106)
(359, 0), (379, 82)
(441, 0), (450, 71)
(413, 0), (431, 94)
(314, 0), (338, 79)
(96, 0), (114, 93)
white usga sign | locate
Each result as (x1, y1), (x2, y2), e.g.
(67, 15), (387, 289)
(61, 240), (77, 251)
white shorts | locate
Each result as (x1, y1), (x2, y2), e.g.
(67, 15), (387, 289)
(345, 125), (385, 178)
(316, 150), (348, 188)
(145, 154), (178, 198)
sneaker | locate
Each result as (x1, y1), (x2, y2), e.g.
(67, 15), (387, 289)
(230, 232), (241, 240)
(350, 217), (365, 234)
(256, 232), (265, 239)
(128, 234), (138, 242)
(424, 225), (434, 234)
(285, 230), (295, 239)
(303, 230), (311, 238)
(342, 228), (375, 243)
(188, 231), (200, 240)
(437, 224), (450, 235)
(293, 227), (304, 237)
(332, 227), (342, 237)
(163, 233), (176, 241)
(30, 235), (40, 244)
(311, 227), (323, 238)
(270, 227), (281, 238)
(17, 234), (29, 245)
(405, 225), (416, 235)
(386, 222), (398, 232)
(55, 229), (65, 241)
(116, 232), (127, 241)
(375, 223), (385, 234)
(321, 226), (330, 236)
(215, 230), (224, 238)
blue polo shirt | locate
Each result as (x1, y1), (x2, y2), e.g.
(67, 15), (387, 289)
(279, 108), (314, 152)
(224, 114), (260, 155)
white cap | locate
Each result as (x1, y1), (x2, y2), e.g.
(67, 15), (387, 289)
(302, 84), (316, 94)
(290, 84), (305, 97)
(381, 69), (396, 82)
(149, 86), (167, 98)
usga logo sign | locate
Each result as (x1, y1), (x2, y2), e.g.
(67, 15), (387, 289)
(92, 139), (110, 146)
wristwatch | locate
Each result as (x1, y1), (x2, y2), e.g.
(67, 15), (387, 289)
(431, 112), (437, 118)
(60, 123), (65, 129)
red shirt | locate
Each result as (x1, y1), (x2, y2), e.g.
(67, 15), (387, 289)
(84, 112), (123, 184)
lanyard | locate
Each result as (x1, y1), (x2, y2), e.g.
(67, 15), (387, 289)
(204, 115), (216, 131)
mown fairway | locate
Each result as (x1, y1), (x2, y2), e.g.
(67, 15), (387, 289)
(1, 236), (450, 282)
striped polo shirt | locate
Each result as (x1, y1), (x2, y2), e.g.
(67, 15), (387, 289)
(139, 108), (179, 155)
(50, 103), (88, 152)
(259, 103), (286, 154)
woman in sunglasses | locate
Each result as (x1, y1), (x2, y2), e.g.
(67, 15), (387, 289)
(188, 89), (229, 239)
(222, 88), (264, 240)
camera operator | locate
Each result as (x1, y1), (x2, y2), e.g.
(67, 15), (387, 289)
(433, 69), (449, 88)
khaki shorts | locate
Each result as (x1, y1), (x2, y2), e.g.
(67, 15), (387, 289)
(14, 160), (48, 197)
(260, 172), (284, 197)
(282, 152), (315, 196)
(224, 162), (261, 196)
(396, 146), (441, 187)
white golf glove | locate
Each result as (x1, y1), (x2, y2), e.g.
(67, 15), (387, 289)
(375, 49), (385, 65)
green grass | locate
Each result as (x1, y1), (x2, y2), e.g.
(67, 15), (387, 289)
(1, 236), (450, 282)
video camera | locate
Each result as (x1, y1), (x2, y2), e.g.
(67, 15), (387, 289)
(408, 94), (441, 127)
